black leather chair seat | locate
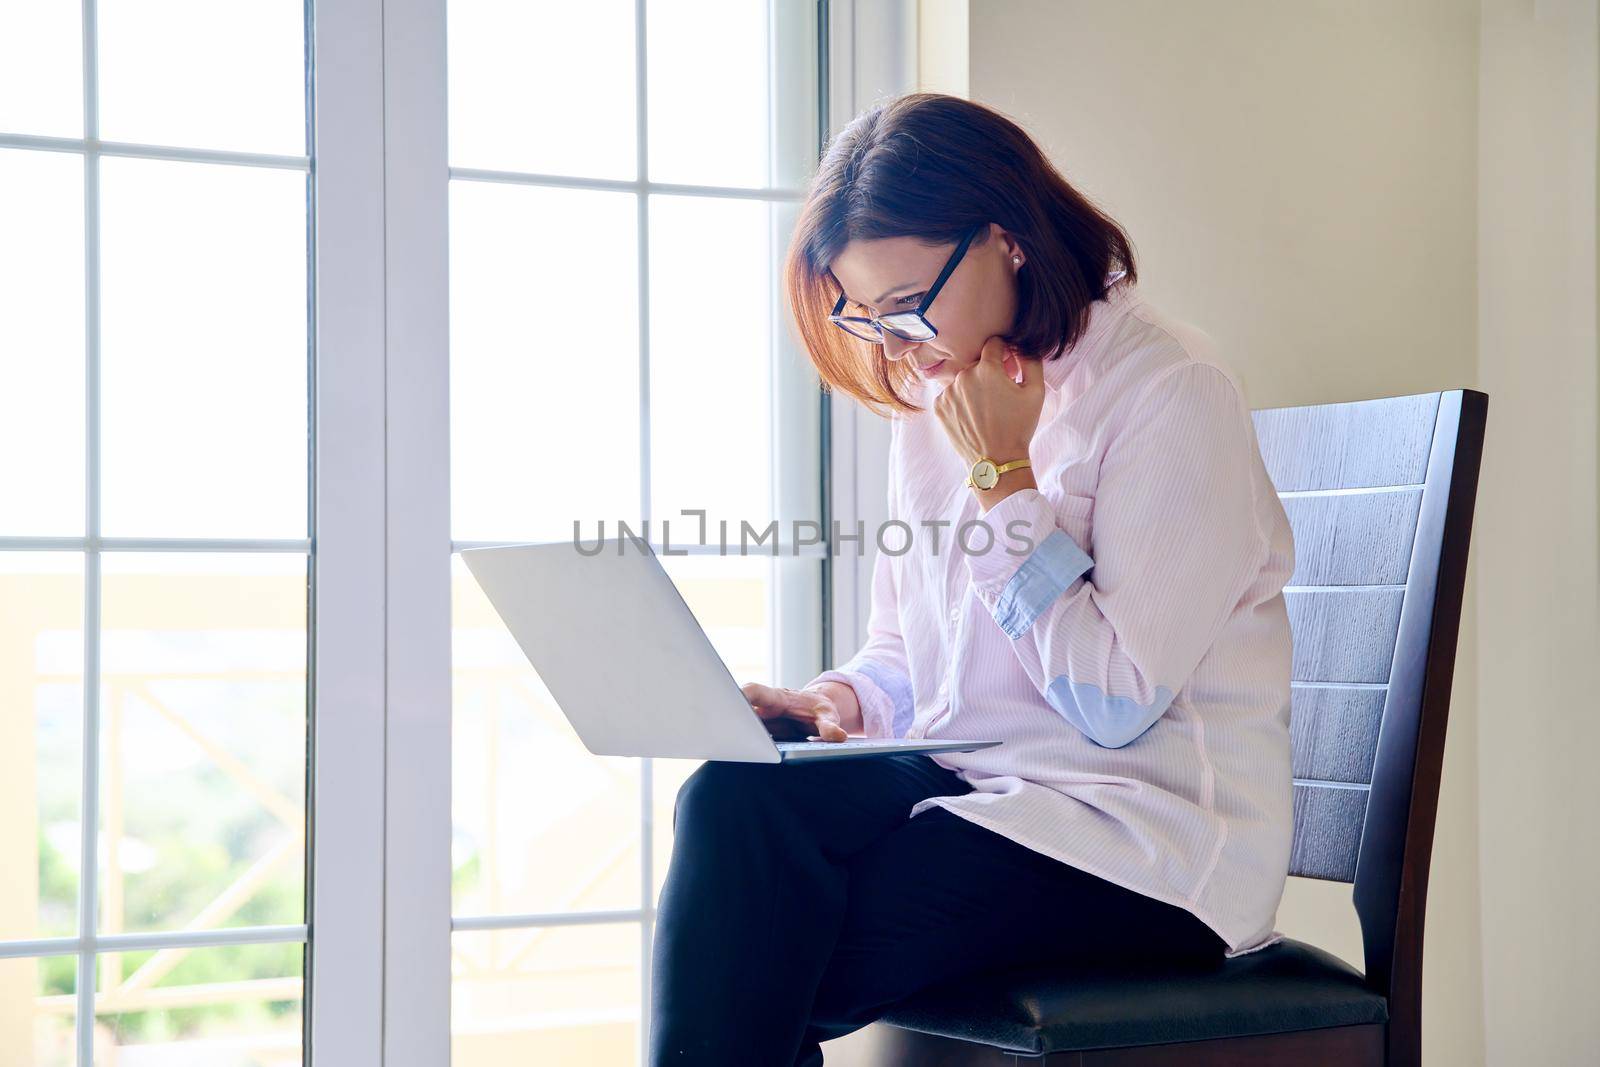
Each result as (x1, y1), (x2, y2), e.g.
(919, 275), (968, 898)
(876, 938), (1389, 1055)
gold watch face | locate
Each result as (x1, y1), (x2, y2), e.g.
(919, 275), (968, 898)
(970, 459), (999, 490)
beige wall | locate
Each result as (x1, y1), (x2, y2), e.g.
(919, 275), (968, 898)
(891, 0), (1596, 1063)
(1476, 1), (1599, 1064)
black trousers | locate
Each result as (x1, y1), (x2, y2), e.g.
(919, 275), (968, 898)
(648, 753), (1227, 1067)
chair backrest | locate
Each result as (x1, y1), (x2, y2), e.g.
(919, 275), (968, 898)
(1250, 389), (1486, 1032)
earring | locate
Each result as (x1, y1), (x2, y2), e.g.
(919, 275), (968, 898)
(1012, 255), (1022, 265)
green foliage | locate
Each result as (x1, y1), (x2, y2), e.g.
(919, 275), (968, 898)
(41, 953), (74, 999)
(99, 941), (304, 1043)
(37, 828), (77, 934)
(29, 688), (312, 1045)
(453, 849), (481, 898)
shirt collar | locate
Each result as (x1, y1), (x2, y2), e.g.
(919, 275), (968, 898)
(1040, 272), (1138, 393)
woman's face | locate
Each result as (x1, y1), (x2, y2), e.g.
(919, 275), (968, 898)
(828, 222), (1022, 386)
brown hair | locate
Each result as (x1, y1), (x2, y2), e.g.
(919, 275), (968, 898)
(783, 92), (1138, 418)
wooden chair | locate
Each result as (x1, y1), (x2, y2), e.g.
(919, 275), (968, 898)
(864, 389), (1488, 1066)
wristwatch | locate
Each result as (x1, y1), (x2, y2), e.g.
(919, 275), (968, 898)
(966, 456), (1031, 490)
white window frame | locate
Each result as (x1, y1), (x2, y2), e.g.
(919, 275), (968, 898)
(0, 3), (317, 1066)
(309, 1), (915, 1064)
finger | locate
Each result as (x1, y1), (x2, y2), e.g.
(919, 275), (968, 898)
(1002, 348), (1021, 383)
(811, 709), (849, 742)
(800, 704), (848, 742)
(1014, 349), (1043, 390)
(978, 336), (1009, 366)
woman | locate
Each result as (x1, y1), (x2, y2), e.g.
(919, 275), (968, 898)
(649, 92), (1296, 1067)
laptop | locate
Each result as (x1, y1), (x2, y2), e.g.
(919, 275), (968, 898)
(459, 537), (1002, 764)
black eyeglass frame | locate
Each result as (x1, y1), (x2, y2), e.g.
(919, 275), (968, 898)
(828, 222), (986, 343)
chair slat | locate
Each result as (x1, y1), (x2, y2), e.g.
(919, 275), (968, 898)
(1282, 489), (1421, 586)
(1285, 588), (1404, 684)
(1289, 783), (1369, 881)
(1289, 686), (1386, 784)
(1252, 392), (1438, 491)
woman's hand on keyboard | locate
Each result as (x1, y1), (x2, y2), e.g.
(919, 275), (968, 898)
(741, 682), (850, 742)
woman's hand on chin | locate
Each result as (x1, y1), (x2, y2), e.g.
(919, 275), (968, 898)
(933, 335), (1045, 468)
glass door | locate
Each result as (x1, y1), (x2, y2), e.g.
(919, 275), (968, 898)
(0, 2), (312, 1063)
(444, 2), (824, 1063)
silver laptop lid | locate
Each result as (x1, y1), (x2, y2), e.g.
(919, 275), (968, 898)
(460, 537), (782, 763)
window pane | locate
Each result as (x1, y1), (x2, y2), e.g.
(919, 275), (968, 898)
(648, 195), (773, 530)
(658, 554), (778, 685)
(647, 0), (818, 189)
(452, 925), (638, 1066)
(96, 0), (306, 155)
(99, 157), (308, 540)
(452, 556), (641, 917)
(449, 181), (640, 543)
(646, 0), (767, 188)
(0, 554), (84, 943)
(0, 149), (86, 537)
(0, 4), (81, 138)
(94, 941), (303, 1064)
(448, 0), (635, 179)
(98, 553), (307, 935)
(0, 955), (75, 1067)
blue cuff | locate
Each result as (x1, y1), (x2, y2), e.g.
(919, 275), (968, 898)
(990, 529), (1094, 639)
(854, 660), (916, 737)
(1044, 677), (1175, 748)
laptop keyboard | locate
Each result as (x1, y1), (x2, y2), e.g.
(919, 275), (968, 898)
(773, 738), (944, 750)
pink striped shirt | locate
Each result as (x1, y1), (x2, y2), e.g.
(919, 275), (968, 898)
(806, 278), (1296, 958)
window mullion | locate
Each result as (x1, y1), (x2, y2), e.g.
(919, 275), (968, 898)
(633, 3), (654, 1062)
(75, 0), (102, 1060)
(376, 0), (455, 1063)
(307, 0), (390, 1063)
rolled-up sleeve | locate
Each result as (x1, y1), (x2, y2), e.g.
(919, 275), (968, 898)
(962, 361), (1268, 748)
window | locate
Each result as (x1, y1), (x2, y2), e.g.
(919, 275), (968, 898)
(0, 2), (311, 1064)
(444, 2), (823, 1063)
(3, 1), (905, 1063)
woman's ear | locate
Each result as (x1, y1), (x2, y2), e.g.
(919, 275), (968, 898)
(993, 225), (1024, 269)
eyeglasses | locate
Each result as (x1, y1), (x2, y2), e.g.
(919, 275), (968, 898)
(829, 222), (985, 343)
